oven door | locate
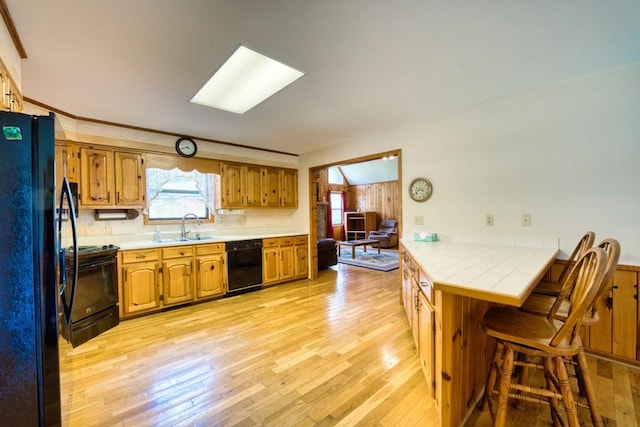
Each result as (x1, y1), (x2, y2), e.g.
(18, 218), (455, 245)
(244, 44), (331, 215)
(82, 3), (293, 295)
(66, 257), (118, 323)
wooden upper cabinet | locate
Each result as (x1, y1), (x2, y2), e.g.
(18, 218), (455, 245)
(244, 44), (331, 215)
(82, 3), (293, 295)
(80, 147), (145, 208)
(80, 147), (114, 206)
(243, 165), (263, 207)
(262, 167), (281, 207)
(281, 168), (298, 208)
(220, 162), (243, 207)
(114, 151), (145, 206)
(55, 142), (79, 200)
(219, 162), (298, 209)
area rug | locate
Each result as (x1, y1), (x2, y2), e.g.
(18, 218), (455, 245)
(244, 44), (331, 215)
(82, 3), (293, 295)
(338, 247), (399, 272)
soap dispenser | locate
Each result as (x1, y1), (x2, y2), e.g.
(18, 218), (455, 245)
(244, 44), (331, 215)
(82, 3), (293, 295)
(154, 226), (162, 242)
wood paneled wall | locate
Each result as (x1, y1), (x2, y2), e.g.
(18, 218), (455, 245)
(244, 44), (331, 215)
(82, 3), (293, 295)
(346, 181), (399, 225)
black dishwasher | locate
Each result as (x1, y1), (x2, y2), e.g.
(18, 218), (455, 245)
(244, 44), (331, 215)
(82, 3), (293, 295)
(226, 239), (263, 295)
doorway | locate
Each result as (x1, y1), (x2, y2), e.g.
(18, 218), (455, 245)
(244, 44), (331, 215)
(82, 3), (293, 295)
(308, 149), (402, 279)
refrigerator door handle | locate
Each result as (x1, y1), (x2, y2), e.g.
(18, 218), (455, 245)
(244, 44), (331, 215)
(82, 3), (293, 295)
(58, 177), (78, 327)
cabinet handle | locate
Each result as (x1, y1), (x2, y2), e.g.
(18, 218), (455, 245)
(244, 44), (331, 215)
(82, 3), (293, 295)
(605, 296), (613, 310)
(123, 267), (127, 283)
(107, 191), (111, 203)
(116, 192), (120, 204)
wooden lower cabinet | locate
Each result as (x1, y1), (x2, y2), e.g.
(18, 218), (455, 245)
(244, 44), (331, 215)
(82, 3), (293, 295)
(120, 249), (161, 317)
(401, 244), (492, 426)
(195, 243), (226, 299)
(162, 246), (194, 306)
(119, 243), (226, 319)
(417, 290), (435, 397)
(262, 236), (305, 286)
(294, 236), (308, 279)
(402, 246), (435, 398)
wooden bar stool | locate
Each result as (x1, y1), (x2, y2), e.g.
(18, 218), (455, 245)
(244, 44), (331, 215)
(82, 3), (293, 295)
(481, 247), (607, 427)
(532, 231), (595, 297)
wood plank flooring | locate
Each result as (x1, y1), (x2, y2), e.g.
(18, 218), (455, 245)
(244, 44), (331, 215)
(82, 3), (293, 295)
(60, 264), (640, 426)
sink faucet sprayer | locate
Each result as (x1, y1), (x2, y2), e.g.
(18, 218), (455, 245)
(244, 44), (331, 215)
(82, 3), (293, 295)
(180, 213), (202, 239)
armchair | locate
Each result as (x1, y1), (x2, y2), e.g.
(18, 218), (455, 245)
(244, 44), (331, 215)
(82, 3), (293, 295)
(367, 220), (398, 248)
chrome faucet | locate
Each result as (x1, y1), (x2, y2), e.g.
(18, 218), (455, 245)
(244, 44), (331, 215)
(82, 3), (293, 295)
(180, 213), (201, 239)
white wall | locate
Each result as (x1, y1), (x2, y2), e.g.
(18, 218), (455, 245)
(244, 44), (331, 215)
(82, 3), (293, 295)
(296, 61), (640, 265)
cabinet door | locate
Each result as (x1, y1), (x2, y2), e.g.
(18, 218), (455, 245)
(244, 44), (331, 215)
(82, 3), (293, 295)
(295, 244), (308, 278)
(220, 163), (243, 208)
(114, 151), (145, 206)
(587, 270), (638, 360)
(197, 254), (226, 299)
(163, 258), (194, 306)
(66, 143), (79, 182)
(243, 165), (263, 207)
(280, 245), (295, 281)
(401, 260), (413, 324)
(262, 247), (280, 284)
(281, 169), (298, 208)
(418, 291), (435, 397)
(123, 261), (160, 316)
(80, 147), (114, 206)
(411, 282), (420, 346)
(262, 167), (281, 207)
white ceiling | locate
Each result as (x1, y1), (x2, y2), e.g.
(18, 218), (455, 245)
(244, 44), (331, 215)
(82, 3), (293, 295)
(7, 0), (640, 156)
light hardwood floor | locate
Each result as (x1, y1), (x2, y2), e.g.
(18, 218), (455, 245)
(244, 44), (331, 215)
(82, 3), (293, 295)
(60, 264), (640, 426)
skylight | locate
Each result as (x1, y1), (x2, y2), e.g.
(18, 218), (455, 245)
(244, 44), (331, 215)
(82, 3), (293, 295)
(190, 45), (305, 114)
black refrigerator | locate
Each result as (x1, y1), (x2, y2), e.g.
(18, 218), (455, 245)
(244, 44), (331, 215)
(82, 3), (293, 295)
(0, 111), (77, 426)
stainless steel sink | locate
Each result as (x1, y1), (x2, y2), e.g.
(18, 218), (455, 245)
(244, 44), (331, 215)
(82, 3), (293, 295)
(176, 236), (219, 242)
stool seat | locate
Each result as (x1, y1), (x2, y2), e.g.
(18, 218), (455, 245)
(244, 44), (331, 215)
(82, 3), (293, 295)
(483, 307), (580, 357)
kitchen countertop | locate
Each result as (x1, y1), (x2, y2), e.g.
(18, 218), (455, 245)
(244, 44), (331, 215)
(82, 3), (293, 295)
(80, 232), (309, 251)
(400, 239), (559, 306)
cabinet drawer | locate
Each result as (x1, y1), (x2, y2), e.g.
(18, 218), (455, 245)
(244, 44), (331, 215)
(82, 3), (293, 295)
(122, 249), (160, 263)
(418, 269), (434, 304)
(163, 246), (194, 259)
(279, 237), (295, 247)
(294, 235), (307, 245)
(195, 243), (225, 256)
(263, 238), (279, 248)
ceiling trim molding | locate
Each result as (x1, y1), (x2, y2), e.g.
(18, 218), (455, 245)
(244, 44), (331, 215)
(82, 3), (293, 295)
(24, 97), (298, 157)
(0, 0), (27, 59)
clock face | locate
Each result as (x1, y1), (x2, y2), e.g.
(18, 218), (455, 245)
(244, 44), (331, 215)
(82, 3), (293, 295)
(176, 137), (197, 157)
(409, 178), (433, 202)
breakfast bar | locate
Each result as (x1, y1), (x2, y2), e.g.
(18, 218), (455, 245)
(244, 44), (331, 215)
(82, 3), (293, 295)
(399, 239), (558, 427)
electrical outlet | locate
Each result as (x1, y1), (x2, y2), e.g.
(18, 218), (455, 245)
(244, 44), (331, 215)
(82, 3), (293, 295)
(486, 214), (494, 226)
(521, 214), (531, 227)
(415, 215), (424, 225)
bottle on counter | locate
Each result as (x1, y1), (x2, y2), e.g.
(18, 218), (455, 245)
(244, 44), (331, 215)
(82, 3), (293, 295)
(154, 226), (162, 242)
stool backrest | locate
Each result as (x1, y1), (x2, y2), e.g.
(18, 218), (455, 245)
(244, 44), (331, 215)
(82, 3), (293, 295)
(548, 247), (606, 346)
(586, 238), (621, 320)
(555, 231), (595, 284)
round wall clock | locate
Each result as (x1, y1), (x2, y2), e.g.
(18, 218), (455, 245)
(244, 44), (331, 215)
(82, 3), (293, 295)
(409, 177), (433, 202)
(175, 137), (197, 158)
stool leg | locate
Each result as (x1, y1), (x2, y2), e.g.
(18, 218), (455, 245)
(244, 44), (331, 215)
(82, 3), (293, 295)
(514, 352), (529, 409)
(495, 347), (514, 427)
(575, 349), (604, 427)
(482, 341), (504, 416)
(543, 357), (563, 427)
(555, 356), (580, 427)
